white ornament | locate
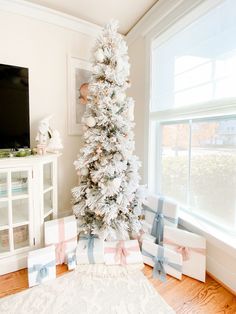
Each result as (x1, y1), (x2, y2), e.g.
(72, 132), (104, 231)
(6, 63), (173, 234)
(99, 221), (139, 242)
(95, 49), (104, 62)
(86, 116), (96, 128)
(80, 167), (89, 176)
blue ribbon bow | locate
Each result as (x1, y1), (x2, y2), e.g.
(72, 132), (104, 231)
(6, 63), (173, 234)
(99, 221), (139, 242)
(151, 198), (164, 245)
(80, 234), (97, 264)
(67, 253), (76, 265)
(143, 198), (178, 245)
(143, 200), (178, 225)
(142, 246), (182, 282)
(28, 260), (55, 284)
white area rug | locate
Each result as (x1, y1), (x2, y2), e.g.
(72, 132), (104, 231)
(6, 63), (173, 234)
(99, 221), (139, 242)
(0, 265), (175, 314)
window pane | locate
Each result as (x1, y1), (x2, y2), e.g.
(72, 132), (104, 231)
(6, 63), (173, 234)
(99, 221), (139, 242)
(151, 0), (236, 111)
(160, 123), (189, 204)
(190, 118), (236, 229)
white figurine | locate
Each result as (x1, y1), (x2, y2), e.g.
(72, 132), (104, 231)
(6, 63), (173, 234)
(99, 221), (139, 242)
(35, 116), (52, 155)
(46, 129), (63, 153)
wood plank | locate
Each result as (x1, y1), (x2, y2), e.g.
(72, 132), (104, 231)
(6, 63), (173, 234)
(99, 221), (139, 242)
(0, 264), (235, 314)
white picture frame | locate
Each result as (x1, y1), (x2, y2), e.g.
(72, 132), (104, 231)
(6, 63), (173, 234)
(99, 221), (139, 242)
(68, 56), (92, 135)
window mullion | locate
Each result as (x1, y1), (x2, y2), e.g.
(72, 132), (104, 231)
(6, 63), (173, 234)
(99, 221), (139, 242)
(187, 120), (192, 210)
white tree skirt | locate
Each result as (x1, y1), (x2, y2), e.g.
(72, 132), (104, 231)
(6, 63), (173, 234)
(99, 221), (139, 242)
(0, 265), (175, 314)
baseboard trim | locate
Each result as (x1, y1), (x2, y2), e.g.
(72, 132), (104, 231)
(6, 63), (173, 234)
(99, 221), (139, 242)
(207, 271), (236, 296)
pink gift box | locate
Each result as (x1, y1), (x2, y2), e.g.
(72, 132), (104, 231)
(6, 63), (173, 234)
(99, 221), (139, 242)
(164, 226), (206, 282)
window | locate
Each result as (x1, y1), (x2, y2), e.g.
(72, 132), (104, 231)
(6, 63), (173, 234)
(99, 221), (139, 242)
(150, 0), (236, 234)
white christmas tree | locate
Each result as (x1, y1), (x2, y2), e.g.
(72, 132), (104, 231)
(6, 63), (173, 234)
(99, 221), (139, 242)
(72, 20), (145, 240)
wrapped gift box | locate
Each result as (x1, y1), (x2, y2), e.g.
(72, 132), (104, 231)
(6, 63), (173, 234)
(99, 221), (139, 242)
(76, 235), (104, 264)
(66, 251), (77, 270)
(44, 215), (77, 265)
(164, 226), (206, 282)
(142, 239), (182, 280)
(104, 240), (143, 265)
(28, 245), (56, 287)
(143, 194), (179, 228)
(140, 231), (156, 244)
(142, 195), (179, 245)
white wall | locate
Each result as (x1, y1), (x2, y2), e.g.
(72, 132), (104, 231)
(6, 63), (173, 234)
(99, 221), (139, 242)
(128, 37), (146, 183)
(126, 0), (236, 293)
(0, 6), (100, 214)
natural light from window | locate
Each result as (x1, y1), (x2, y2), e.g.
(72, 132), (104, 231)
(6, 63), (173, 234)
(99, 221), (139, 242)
(151, 0), (236, 111)
(150, 0), (236, 234)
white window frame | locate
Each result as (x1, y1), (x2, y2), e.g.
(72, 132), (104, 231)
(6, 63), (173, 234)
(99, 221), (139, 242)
(146, 0), (236, 245)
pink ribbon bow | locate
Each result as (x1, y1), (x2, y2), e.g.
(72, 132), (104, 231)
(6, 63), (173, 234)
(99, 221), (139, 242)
(115, 241), (129, 265)
(164, 238), (206, 261)
(105, 240), (140, 265)
(48, 218), (77, 264)
(176, 246), (190, 261)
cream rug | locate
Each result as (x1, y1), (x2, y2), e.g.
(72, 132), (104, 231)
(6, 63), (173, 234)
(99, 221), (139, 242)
(0, 265), (175, 314)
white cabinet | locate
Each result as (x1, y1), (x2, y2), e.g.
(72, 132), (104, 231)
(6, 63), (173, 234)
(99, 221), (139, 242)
(0, 154), (59, 275)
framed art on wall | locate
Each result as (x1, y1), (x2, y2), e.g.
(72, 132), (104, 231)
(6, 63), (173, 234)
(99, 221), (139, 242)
(68, 56), (92, 135)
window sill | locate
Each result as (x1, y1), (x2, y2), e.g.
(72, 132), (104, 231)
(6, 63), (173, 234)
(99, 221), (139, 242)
(179, 210), (236, 259)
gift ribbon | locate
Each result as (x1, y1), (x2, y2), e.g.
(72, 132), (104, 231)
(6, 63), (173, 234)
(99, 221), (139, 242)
(164, 238), (206, 261)
(142, 246), (182, 281)
(28, 260), (55, 284)
(80, 234), (97, 264)
(143, 201), (178, 225)
(151, 198), (165, 245)
(104, 240), (140, 265)
(48, 218), (77, 264)
(67, 253), (76, 265)
(115, 240), (129, 265)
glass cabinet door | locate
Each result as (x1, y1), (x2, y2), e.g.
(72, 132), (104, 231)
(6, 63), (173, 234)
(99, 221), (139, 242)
(43, 162), (56, 222)
(0, 172), (8, 198)
(0, 168), (32, 255)
(11, 171), (28, 197)
(0, 171), (9, 254)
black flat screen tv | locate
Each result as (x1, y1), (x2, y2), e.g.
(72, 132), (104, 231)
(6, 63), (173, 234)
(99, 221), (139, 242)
(0, 63), (30, 150)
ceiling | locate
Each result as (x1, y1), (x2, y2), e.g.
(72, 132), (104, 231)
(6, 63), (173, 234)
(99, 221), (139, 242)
(24, 0), (158, 34)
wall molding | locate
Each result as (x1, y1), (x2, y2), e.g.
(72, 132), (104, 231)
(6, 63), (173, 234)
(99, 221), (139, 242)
(207, 257), (236, 294)
(207, 271), (236, 296)
(126, 0), (223, 45)
(0, 0), (102, 36)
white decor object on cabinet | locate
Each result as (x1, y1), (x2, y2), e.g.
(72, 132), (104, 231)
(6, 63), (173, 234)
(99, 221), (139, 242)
(0, 153), (60, 275)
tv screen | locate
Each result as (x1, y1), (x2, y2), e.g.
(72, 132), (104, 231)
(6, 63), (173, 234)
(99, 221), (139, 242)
(0, 63), (30, 149)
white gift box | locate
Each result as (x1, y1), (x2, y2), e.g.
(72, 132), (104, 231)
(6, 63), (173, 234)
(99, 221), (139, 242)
(66, 251), (77, 270)
(141, 231), (156, 243)
(142, 240), (182, 280)
(44, 215), (77, 265)
(28, 245), (56, 287)
(76, 236), (104, 264)
(164, 226), (206, 282)
(104, 240), (143, 265)
(143, 194), (179, 228)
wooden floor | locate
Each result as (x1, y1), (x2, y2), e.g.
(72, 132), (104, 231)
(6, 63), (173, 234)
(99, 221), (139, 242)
(0, 265), (235, 313)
